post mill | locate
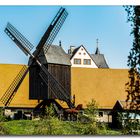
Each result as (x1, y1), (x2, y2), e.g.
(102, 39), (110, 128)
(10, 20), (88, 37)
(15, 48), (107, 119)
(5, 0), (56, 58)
(0, 7), (81, 119)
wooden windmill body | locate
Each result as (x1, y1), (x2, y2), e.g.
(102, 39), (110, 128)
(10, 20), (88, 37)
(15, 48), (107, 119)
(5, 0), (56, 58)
(29, 45), (71, 101)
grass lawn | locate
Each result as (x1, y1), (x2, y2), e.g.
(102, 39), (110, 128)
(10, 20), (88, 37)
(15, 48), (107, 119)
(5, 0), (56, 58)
(0, 119), (122, 135)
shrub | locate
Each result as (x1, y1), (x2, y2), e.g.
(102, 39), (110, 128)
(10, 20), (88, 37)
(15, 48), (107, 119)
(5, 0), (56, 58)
(118, 111), (140, 135)
(32, 99), (112, 135)
(84, 99), (98, 120)
(0, 108), (7, 122)
(0, 123), (9, 135)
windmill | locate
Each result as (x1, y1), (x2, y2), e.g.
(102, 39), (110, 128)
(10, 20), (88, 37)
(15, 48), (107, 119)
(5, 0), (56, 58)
(0, 7), (76, 116)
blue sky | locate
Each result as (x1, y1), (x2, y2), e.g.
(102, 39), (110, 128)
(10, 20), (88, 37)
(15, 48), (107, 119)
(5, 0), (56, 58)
(0, 6), (133, 68)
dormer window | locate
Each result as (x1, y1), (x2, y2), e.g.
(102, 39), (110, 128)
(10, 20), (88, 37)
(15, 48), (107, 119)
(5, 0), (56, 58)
(74, 58), (81, 64)
(83, 59), (91, 65)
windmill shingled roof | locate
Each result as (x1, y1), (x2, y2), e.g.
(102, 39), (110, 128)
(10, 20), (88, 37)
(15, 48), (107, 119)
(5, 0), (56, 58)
(44, 45), (71, 65)
(29, 45), (71, 66)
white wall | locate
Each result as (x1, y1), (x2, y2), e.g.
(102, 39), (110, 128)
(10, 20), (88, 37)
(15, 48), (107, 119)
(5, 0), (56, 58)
(97, 111), (112, 123)
(71, 46), (98, 68)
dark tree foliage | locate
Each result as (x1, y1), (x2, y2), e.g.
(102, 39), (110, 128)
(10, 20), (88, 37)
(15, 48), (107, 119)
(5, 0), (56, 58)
(125, 6), (140, 111)
(123, 6), (140, 134)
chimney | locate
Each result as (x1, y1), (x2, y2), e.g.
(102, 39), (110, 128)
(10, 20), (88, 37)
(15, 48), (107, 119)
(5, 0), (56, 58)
(68, 46), (76, 55)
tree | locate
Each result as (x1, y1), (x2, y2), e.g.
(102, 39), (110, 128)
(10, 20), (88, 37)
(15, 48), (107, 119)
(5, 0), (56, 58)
(124, 6), (140, 134)
(125, 6), (140, 109)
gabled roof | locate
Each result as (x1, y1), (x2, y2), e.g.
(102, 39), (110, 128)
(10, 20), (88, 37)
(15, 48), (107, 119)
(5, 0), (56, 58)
(29, 45), (71, 66)
(69, 45), (109, 68)
(114, 100), (140, 110)
(70, 45), (97, 65)
(90, 54), (109, 68)
(70, 46), (80, 59)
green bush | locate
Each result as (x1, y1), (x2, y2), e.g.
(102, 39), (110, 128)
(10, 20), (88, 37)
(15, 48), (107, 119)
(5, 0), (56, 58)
(32, 117), (77, 135)
(32, 99), (100, 135)
(0, 123), (9, 135)
(118, 111), (140, 135)
(0, 108), (7, 122)
(85, 99), (98, 117)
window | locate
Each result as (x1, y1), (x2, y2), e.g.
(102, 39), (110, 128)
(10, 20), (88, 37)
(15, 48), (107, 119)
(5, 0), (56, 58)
(83, 52), (86, 55)
(79, 52), (81, 55)
(99, 111), (104, 117)
(83, 59), (91, 65)
(74, 58), (81, 64)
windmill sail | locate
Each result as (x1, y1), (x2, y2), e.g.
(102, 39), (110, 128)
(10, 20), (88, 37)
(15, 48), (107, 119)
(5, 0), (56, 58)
(35, 7), (68, 55)
(4, 7), (74, 109)
(5, 22), (34, 56)
(0, 66), (28, 107)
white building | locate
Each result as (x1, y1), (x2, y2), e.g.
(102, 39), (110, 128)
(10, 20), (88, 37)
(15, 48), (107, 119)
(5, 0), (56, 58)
(68, 45), (98, 68)
(68, 44), (109, 68)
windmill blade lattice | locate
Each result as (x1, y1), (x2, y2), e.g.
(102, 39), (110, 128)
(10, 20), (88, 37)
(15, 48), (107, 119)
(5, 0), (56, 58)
(0, 66), (28, 107)
(5, 22), (34, 56)
(43, 8), (68, 54)
(35, 7), (68, 56)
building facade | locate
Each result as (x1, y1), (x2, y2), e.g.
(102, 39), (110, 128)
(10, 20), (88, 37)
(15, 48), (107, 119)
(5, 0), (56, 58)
(68, 44), (109, 68)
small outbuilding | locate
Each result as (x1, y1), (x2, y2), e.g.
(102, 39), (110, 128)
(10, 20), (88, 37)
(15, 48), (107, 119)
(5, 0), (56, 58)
(112, 100), (140, 128)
